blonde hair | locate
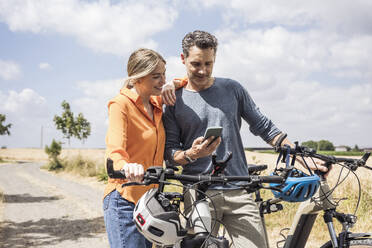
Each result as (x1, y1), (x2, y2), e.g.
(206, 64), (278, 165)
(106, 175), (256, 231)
(124, 48), (166, 88)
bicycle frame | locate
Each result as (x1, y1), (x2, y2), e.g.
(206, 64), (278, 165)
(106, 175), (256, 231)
(268, 172), (370, 248)
(282, 177), (334, 248)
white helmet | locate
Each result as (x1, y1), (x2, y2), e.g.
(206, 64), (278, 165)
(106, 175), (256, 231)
(133, 188), (187, 246)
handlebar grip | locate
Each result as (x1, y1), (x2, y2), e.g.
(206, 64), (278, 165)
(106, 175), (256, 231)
(106, 158), (126, 179)
(361, 152), (371, 164)
(260, 176), (285, 184)
(248, 164), (268, 173)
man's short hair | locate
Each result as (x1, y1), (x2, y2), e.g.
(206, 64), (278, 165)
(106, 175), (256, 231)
(182, 30), (218, 57)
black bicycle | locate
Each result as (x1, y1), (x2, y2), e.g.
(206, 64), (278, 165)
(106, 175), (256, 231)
(106, 152), (286, 248)
(106, 145), (372, 248)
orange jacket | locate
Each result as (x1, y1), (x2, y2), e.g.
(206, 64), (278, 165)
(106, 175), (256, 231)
(104, 88), (164, 204)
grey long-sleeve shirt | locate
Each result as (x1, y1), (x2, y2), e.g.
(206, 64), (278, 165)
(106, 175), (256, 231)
(163, 77), (281, 189)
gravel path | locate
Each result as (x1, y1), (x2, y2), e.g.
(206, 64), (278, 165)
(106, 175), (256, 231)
(0, 162), (109, 248)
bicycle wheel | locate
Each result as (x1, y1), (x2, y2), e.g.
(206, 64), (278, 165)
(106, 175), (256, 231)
(320, 238), (372, 248)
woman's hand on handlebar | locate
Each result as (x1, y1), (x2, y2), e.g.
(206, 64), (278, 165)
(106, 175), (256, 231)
(122, 163), (145, 182)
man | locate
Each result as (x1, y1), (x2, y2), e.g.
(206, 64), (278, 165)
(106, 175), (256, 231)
(163, 30), (327, 248)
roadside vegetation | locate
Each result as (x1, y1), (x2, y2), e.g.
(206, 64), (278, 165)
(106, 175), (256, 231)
(1, 114), (12, 163)
(43, 139), (107, 182)
(41, 100), (107, 180)
(42, 154), (107, 182)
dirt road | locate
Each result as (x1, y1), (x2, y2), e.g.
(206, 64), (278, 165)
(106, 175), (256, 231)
(0, 162), (109, 248)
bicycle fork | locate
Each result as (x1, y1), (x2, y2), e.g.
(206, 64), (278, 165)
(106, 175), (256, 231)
(324, 210), (339, 248)
(324, 209), (360, 248)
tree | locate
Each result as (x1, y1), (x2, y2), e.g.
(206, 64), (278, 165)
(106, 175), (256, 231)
(317, 140), (335, 151)
(53, 101), (91, 146)
(301, 140), (318, 150)
(74, 113), (91, 144)
(0, 114), (12, 136)
(352, 144), (360, 152)
(45, 139), (62, 170)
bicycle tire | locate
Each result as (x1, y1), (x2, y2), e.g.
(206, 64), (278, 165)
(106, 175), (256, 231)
(320, 238), (372, 248)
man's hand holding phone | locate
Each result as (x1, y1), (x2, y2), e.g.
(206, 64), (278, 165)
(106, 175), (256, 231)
(203, 126), (223, 147)
(184, 127), (222, 162)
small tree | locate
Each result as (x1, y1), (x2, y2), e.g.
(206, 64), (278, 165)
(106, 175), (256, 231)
(74, 113), (91, 144)
(352, 144), (360, 152)
(0, 114), (12, 136)
(45, 139), (63, 170)
(54, 101), (91, 146)
(301, 140), (318, 151)
(318, 140), (335, 151)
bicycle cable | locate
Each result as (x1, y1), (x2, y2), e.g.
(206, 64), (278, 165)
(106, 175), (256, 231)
(311, 160), (351, 207)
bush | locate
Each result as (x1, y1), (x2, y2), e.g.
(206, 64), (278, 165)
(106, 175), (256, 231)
(301, 140), (318, 150)
(318, 139), (335, 151)
(301, 140), (335, 151)
(45, 139), (63, 171)
(97, 166), (108, 182)
(61, 155), (106, 180)
(62, 155), (96, 176)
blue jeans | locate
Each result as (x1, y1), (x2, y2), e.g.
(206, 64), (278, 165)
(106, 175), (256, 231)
(103, 190), (152, 248)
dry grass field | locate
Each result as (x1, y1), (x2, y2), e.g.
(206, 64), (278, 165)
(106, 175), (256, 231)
(0, 148), (105, 163)
(1, 148), (371, 247)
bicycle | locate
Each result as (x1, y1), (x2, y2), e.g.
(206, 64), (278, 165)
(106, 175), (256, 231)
(106, 152), (286, 248)
(261, 144), (372, 248)
(106, 144), (372, 248)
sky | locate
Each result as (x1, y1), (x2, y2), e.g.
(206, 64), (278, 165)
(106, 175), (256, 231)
(0, 0), (372, 149)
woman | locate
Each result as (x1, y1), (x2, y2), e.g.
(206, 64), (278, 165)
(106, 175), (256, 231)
(103, 48), (182, 248)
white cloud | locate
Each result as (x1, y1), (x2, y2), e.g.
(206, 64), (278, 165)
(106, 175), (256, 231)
(0, 88), (48, 119)
(210, 25), (372, 147)
(0, 0), (178, 56)
(165, 55), (186, 82)
(72, 78), (123, 146)
(0, 59), (21, 80)
(199, 0), (372, 34)
(39, 62), (51, 70)
(0, 88), (52, 148)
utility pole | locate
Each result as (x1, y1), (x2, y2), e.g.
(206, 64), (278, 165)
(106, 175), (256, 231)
(40, 125), (43, 148)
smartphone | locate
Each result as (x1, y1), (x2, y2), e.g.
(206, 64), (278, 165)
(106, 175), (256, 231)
(203, 126), (223, 146)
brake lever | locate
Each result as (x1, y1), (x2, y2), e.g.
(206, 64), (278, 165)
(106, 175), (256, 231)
(122, 182), (146, 187)
(122, 174), (158, 187)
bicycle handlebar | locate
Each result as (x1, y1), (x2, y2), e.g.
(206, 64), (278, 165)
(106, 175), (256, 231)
(106, 159), (285, 186)
(275, 145), (371, 170)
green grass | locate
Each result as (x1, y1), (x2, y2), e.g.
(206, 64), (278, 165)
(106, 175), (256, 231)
(257, 150), (365, 156)
(317, 151), (365, 156)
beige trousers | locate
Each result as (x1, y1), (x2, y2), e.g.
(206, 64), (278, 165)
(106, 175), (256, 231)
(185, 188), (268, 248)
